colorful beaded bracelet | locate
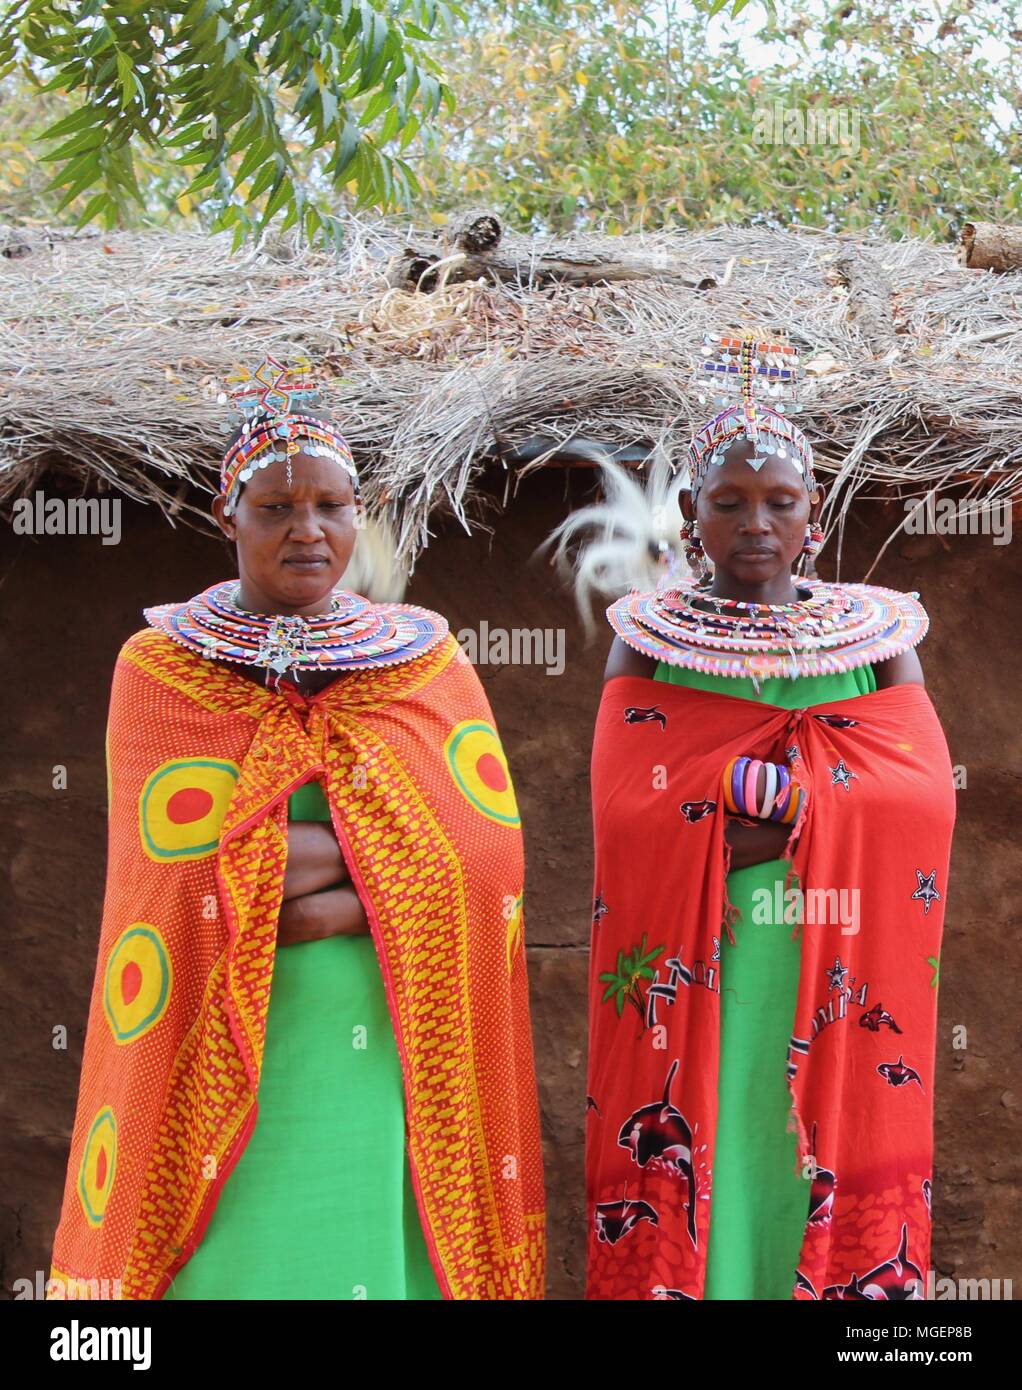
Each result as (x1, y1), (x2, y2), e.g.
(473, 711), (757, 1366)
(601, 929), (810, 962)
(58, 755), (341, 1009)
(722, 755), (804, 823)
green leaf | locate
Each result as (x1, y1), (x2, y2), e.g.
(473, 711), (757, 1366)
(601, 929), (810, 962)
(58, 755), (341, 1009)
(116, 49), (136, 110)
(358, 85), (392, 127)
(184, 167), (221, 195)
(74, 189), (112, 228)
(211, 203), (241, 230)
(39, 126), (107, 163)
(378, 151), (394, 204)
(397, 112), (420, 151)
(246, 156), (282, 200)
(336, 44), (362, 82)
(259, 170), (294, 225)
(233, 134), (276, 185)
(379, 103), (400, 146)
(330, 120), (361, 180)
(419, 72), (440, 117)
(38, 104), (106, 142)
(320, 84), (338, 128)
(103, 150), (146, 207)
(165, 120), (207, 150)
(51, 154), (103, 211)
(82, 22), (116, 60)
(352, 141), (377, 205)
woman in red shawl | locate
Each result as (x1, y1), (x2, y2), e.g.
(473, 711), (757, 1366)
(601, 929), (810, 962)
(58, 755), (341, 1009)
(584, 335), (955, 1300)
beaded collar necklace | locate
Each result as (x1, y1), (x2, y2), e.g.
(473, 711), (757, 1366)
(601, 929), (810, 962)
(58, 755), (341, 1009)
(607, 576), (927, 692)
(144, 580), (448, 688)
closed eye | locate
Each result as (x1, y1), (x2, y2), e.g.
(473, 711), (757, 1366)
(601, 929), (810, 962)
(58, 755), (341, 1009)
(261, 501), (348, 511)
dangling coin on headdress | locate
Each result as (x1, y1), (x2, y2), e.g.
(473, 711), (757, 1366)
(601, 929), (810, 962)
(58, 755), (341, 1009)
(219, 355), (362, 516)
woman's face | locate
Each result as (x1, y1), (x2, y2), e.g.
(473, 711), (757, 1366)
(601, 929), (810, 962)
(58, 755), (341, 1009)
(212, 448), (359, 616)
(681, 439), (822, 587)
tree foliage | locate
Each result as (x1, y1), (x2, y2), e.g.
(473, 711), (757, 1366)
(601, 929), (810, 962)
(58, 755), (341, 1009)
(413, 0), (1022, 237)
(0, 0), (461, 247)
(2, 1), (1020, 243)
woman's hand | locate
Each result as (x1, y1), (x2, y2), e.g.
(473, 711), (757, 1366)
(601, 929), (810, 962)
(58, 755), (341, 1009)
(724, 816), (794, 871)
(282, 822), (348, 900)
(277, 885), (370, 946)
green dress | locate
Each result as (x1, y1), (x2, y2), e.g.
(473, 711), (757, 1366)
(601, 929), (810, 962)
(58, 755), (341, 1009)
(165, 777), (442, 1300)
(652, 660), (877, 1299)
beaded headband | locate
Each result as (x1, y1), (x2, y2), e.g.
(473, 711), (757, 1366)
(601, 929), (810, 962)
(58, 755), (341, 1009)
(688, 334), (816, 504)
(219, 355), (361, 516)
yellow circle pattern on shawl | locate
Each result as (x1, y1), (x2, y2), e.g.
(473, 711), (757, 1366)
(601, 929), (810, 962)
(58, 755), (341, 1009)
(103, 924), (173, 1044)
(78, 1107), (117, 1227)
(444, 720), (520, 826)
(138, 757), (240, 862)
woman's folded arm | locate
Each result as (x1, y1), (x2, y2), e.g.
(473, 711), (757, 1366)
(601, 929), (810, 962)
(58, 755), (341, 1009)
(277, 884), (370, 945)
(282, 821), (348, 899)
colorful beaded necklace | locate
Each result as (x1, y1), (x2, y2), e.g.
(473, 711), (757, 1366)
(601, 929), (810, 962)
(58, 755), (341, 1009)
(607, 576), (928, 691)
(144, 581), (448, 685)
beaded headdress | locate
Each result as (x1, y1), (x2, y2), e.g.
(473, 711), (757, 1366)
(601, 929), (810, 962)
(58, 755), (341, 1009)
(219, 355), (361, 517)
(688, 334), (816, 503)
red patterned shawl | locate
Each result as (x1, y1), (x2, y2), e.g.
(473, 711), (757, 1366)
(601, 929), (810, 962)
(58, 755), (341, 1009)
(587, 675), (956, 1300)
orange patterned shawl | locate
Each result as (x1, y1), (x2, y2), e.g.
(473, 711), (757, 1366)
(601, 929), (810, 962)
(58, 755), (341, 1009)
(49, 626), (545, 1300)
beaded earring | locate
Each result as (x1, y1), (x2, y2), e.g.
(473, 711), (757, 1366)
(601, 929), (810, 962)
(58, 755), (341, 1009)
(802, 521), (825, 557)
(799, 520), (826, 577)
(680, 517), (714, 581)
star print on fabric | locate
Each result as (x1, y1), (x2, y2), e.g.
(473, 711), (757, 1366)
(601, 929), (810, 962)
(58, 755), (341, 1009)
(711, 936), (721, 962)
(593, 895), (609, 924)
(911, 869), (941, 914)
(826, 957), (849, 992)
(828, 758), (859, 791)
(786, 743), (801, 762)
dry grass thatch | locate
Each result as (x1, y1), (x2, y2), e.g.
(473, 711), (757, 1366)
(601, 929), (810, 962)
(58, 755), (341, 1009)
(2, 214), (1021, 576)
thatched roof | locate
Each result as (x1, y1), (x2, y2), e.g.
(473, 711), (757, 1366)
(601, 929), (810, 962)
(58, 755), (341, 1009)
(2, 214), (1020, 573)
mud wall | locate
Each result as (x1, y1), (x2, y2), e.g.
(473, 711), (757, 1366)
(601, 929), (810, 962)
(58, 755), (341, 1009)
(1, 467), (1017, 1299)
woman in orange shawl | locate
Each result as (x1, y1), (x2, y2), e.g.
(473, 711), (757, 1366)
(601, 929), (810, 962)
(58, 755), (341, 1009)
(48, 360), (545, 1300)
